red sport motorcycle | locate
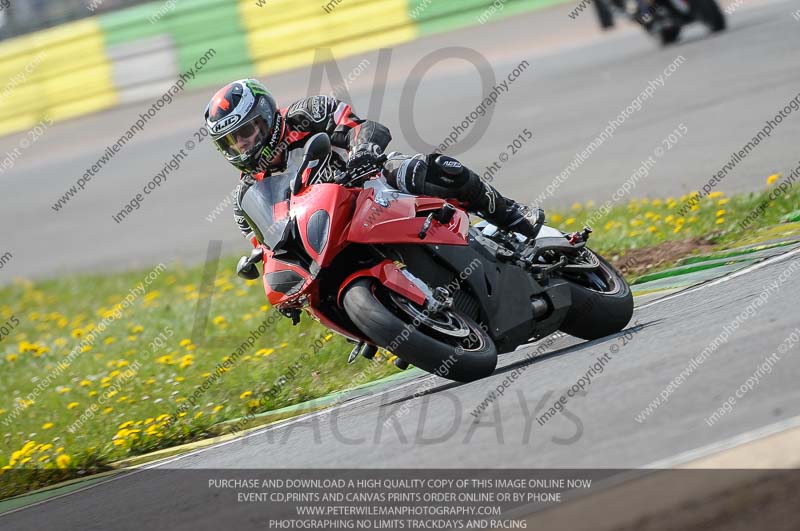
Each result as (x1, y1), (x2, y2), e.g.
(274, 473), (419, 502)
(237, 134), (633, 382)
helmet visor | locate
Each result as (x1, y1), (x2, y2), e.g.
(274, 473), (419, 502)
(213, 115), (269, 162)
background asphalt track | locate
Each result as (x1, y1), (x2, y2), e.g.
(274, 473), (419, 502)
(1, 0), (799, 282)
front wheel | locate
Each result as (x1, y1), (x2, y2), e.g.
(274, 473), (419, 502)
(342, 279), (497, 382)
(558, 250), (634, 340)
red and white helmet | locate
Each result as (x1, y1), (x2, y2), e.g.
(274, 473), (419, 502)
(204, 79), (282, 172)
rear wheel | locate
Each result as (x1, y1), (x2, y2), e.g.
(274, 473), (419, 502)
(691, 0), (725, 31)
(558, 250), (634, 340)
(659, 24), (682, 45)
(342, 279), (497, 382)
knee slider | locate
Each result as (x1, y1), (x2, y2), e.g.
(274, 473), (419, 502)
(428, 155), (470, 189)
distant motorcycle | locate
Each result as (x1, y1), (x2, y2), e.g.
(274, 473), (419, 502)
(594, 0), (726, 45)
(237, 133), (633, 382)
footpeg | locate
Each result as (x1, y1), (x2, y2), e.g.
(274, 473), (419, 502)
(568, 227), (592, 246)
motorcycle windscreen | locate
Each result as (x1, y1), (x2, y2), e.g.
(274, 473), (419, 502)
(239, 173), (294, 252)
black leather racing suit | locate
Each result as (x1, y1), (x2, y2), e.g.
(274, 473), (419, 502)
(232, 94), (537, 246)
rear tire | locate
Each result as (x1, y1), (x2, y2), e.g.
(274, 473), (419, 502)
(660, 24), (682, 45)
(559, 253), (634, 340)
(342, 279), (497, 382)
(691, 0), (725, 31)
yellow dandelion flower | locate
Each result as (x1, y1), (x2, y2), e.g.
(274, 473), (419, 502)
(256, 348), (274, 357)
(647, 226), (657, 233)
(279, 342), (289, 348)
(549, 213), (563, 223)
(716, 218), (725, 224)
(212, 316), (227, 326)
(119, 421), (134, 429)
(67, 402), (79, 410)
(240, 391), (253, 399)
(144, 291), (160, 303)
(88, 390), (98, 397)
(56, 447), (64, 454)
(212, 405), (224, 413)
(565, 217), (576, 226)
(194, 412), (204, 419)
(708, 191), (724, 199)
(79, 379), (92, 387)
(717, 198), (729, 206)
(156, 355), (174, 365)
(247, 399), (260, 409)
(54, 337), (67, 347)
(651, 199), (663, 206)
(5, 354), (17, 362)
(630, 219), (643, 227)
(767, 173), (781, 185)
(71, 329), (84, 338)
(716, 209), (726, 217)
(42, 422), (55, 429)
(56, 387), (71, 395)
(102, 407), (113, 414)
(665, 215), (675, 224)
(570, 202), (582, 211)
(103, 337), (116, 345)
(175, 376), (185, 382)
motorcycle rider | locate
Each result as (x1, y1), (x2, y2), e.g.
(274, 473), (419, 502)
(204, 79), (543, 280)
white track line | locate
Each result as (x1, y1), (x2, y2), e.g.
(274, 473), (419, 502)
(642, 413), (800, 468)
(3, 247), (799, 517)
(637, 246), (800, 310)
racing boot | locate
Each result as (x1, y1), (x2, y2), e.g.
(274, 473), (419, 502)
(468, 179), (544, 240)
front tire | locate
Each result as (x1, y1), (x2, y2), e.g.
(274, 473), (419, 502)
(558, 252), (634, 340)
(342, 279), (497, 382)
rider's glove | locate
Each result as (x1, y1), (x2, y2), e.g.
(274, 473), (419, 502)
(347, 143), (383, 172)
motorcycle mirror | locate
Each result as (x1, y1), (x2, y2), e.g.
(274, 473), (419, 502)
(304, 132), (331, 160)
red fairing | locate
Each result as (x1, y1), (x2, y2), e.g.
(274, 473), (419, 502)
(347, 187), (470, 245)
(261, 249), (314, 307)
(336, 260), (428, 307)
(291, 183), (359, 267)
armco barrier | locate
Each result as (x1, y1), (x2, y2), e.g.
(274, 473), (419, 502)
(0, 0), (571, 138)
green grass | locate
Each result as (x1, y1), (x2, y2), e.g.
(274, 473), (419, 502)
(1, 175), (798, 499)
(546, 174), (799, 257)
(0, 264), (397, 498)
